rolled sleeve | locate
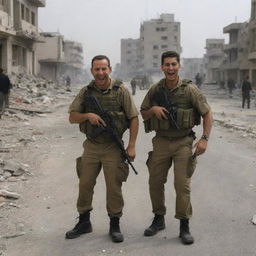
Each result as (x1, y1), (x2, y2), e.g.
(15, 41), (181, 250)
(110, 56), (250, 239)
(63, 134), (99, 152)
(187, 84), (211, 116)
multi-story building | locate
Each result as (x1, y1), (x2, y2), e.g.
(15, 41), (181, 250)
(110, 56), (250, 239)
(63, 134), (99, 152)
(248, 0), (256, 85)
(119, 13), (182, 79)
(36, 32), (65, 82)
(63, 40), (85, 83)
(222, 22), (249, 85)
(204, 39), (225, 83)
(120, 38), (141, 79)
(140, 13), (182, 75)
(0, 0), (45, 74)
(36, 34), (85, 83)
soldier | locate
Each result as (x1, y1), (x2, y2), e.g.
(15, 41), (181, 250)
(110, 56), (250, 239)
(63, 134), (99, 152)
(130, 77), (137, 95)
(66, 55), (139, 243)
(0, 68), (12, 119)
(140, 51), (212, 245)
(241, 76), (252, 109)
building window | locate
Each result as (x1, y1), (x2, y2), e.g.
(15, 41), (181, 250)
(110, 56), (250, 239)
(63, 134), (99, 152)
(153, 45), (159, 50)
(21, 4), (25, 20)
(161, 36), (168, 40)
(26, 7), (30, 22)
(161, 27), (167, 31)
(156, 28), (160, 32)
(31, 11), (35, 25)
(127, 43), (131, 47)
(22, 48), (26, 67)
(12, 45), (19, 66)
(174, 36), (178, 42)
(174, 25), (178, 32)
(127, 59), (131, 64)
(153, 63), (158, 67)
(161, 45), (168, 49)
(153, 55), (158, 59)
(126, 50), (131, 54)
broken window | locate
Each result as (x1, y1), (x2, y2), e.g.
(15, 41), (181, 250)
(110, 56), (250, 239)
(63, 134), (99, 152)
(161, 36), (168, 40)
(22, 48), (26, 67)
(31, 11), (35, 25)
(153, 45), (159, 50)
(161, 45), (168, 49)
(21, 4), (25, 20)
(12, 45), (19, 66)
(25, 7), (30, 22)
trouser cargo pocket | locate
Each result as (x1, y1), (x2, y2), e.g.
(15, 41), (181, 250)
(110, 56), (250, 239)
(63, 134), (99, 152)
(76, 156), (83, 178)
(118, 162), (129, 182)
(187, 155), (197, 178)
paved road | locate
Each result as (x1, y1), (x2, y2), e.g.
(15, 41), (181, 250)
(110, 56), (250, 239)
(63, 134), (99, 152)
(5, 89), (256, 256)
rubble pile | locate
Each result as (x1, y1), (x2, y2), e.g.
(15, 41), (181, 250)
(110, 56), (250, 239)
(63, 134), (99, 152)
(9, 72), (69, 112)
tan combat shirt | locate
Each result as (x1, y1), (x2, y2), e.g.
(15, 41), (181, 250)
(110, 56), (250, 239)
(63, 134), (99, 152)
(140, 77), (211, 137)
(69, 79), (139, 120)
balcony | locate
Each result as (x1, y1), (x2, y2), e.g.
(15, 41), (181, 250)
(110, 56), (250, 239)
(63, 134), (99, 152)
(28, 0), (46, 7)
(223, 43), (239, 51)
(223, 23), (242, 33)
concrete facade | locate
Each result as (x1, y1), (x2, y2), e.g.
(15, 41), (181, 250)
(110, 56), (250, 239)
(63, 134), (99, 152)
(36, 32), (65, 82)
(36, 33), (85, 84)
(204, 39), (225, 84)
(119, 13), (182, 79)
(0, 0), (45, 74)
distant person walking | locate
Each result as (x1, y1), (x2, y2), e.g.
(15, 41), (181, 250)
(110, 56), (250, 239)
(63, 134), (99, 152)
(227, 77), (235, 97)
(66, 75), (71, 91)
(241, 76), (252, 109)
(195, 72), (202, 88)
(0, 68), (12, 119)
(130, 77), (137, 95)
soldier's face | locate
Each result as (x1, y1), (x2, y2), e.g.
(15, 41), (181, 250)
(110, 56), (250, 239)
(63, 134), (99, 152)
(161, 57), (180, 82)
(91, 59), (112, 89)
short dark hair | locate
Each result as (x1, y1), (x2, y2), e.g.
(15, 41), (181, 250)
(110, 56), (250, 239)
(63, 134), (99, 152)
(161, 51), (180, 65)
(91, 55), (110, 68)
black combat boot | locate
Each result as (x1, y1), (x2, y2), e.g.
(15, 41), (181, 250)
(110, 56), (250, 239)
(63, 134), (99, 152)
(109, 217), (124, 243)
(65, 211), (92, 239)
(144, 214), (165, 236)
(179, 219), (194, 245)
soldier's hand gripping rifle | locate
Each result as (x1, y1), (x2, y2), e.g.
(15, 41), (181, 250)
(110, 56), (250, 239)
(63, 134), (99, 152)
(153, 89), (179, 129)
(85, 95), (138, 175)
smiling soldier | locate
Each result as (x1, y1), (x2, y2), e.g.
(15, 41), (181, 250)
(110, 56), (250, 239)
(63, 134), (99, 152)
(66, 55), (139, 243)
(140, 51), (212, 245)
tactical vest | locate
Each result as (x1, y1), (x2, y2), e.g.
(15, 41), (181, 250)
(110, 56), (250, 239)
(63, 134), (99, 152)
(79, 80), (129, 141)
(144, 79), (201, 134)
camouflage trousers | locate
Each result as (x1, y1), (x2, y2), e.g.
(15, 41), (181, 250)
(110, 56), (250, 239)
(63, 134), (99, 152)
(146, 135), (196, 219)
(76, 139), (129, 217)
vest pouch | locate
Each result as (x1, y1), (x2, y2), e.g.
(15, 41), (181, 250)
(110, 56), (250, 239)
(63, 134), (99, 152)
(144, 119), (152, 133)
(159, 119), (170, 130)
(177, 109), (196, 129)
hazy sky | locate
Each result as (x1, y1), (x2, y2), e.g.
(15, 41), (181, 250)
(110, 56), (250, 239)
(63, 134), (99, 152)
(39, 0), (251, 67)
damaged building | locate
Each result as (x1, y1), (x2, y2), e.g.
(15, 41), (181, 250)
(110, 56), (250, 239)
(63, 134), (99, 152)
(119, 13), (182, 79)
(0, 0), (45, 75)
(36, 33), (85, 84)
(204, 39), (225, 84)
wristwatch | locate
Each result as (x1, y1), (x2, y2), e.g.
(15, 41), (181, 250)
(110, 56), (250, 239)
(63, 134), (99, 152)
(201, 135), (209, 141)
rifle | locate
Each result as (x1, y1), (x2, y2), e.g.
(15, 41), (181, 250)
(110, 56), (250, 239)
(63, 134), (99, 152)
(85, 95), (138, 175)
(153, 88), (179, 129)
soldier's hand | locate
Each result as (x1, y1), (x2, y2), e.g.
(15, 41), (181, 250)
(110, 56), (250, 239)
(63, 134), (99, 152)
(152, 106), (168, 120)
(126, 144), (136, 161)
(193, 139), (207, 156)
(87, 113), (106, 127)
